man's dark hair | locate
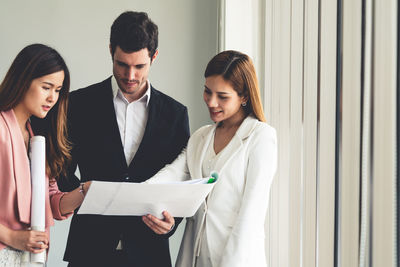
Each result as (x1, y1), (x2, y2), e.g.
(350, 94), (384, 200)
(110, 11), (158, 59)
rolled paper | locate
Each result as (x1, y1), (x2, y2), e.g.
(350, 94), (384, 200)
(29, 136), (46, 264)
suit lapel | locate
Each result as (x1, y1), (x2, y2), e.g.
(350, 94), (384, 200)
(97, 78), (127, 169)
(1, 110), (31, 224)
(212, 116), (258, 175)
(191, 125), (216, 179)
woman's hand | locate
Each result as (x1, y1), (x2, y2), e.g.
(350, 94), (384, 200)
(142, 211), (175, 235)
(60, 180), (93, 215)
(9, 229), (48, 253)
(82, 181), (92, 196)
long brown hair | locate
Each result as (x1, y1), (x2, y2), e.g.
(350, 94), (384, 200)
(0, 44), (71, 180)
(204, 50), (266, 122)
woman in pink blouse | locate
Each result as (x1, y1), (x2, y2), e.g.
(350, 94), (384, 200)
(0, 44), (90, 266)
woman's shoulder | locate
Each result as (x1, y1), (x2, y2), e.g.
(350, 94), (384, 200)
(242, 118), (277, 151)
(0, 110), (12, 141)
(245, 120), (278, 158)
(253, 120), (276, 137)
(191, 123), (215, 139)
(239, 116), (276, 140)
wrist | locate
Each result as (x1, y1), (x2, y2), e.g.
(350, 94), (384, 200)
(3, 227), (13, 247)
(166, 223), (175, 234)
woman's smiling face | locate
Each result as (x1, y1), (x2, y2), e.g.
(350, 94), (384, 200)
(203, 75), (246, 123)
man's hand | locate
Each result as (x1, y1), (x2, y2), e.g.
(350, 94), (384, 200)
(142, 211), (175, 235)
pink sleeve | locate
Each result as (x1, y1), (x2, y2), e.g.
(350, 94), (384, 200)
(49, 181), (73, 220)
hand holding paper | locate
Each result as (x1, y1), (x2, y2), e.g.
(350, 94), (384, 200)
(78, 173), (218, 219)
(9, 229), (48, 253)
(142, 211), (175, 234)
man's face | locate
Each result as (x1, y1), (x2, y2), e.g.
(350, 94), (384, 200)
(111, 46), (157, 102)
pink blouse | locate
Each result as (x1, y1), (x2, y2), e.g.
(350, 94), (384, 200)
(0, 109), (72, 250)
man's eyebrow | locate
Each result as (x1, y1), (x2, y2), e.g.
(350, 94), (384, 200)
(116, 60), (147, 67)
(116, 60), (129, 66)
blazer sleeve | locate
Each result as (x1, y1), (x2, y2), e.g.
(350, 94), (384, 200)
(218, 126), (277, 267)
(48, 180), (73, 220)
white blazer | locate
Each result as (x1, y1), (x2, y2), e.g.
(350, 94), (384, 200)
(146, 116), (277, 267)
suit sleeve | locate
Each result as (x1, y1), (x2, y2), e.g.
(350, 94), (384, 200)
(218, 127), (277, 267)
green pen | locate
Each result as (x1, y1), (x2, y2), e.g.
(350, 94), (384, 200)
(207, 172), (218, 184)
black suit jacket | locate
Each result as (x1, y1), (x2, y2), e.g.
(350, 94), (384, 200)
(58, 77), (190, 267)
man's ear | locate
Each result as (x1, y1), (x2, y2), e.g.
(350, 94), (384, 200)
(151, 49), (159, 64)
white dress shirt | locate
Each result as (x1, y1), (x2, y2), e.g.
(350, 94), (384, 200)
(111, 76), (151, 166)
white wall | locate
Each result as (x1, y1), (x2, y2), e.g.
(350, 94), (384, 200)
(0, 1), (218, 266)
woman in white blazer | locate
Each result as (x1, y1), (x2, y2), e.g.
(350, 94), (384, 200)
(143, 50), (277, 267)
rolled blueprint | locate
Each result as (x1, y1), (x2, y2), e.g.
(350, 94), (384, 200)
(29, 136), (46, 264)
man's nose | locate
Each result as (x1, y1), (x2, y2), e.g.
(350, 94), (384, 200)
(126, 67), (135, 81)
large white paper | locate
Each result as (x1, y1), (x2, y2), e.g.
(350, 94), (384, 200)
(28, 136), (46, 264)
(78, 180), (215, 219)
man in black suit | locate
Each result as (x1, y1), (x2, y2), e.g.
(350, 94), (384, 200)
(59, 11), (190, 267)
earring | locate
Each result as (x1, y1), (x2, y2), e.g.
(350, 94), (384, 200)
(241, 102), (247, 107)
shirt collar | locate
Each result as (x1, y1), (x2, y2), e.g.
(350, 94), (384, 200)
(111, 76), (151, 107)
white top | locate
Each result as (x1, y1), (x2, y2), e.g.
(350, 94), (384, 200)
(111, 76), (151, 165)
(196, 131), (222, 267)
(201, 129), (221, 178)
